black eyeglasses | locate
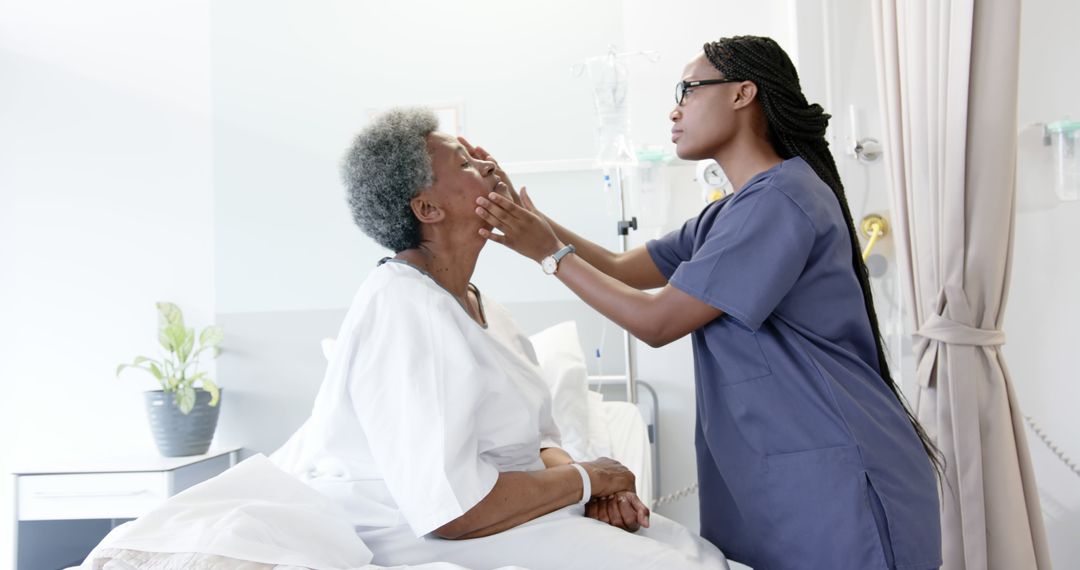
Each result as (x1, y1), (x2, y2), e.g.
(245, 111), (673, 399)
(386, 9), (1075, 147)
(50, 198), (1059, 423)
(675, 79), (741, 106)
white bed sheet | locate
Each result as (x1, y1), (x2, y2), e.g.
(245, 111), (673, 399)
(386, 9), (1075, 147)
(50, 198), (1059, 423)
(70, 455), (524, 570)
(70, 549), (482, 570)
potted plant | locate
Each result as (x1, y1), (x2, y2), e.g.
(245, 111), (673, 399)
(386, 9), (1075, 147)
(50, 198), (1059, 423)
(117, 302), (224, 457)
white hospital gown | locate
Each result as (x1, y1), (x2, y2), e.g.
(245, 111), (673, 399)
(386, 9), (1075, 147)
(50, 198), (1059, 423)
(272, 260), (728, 570)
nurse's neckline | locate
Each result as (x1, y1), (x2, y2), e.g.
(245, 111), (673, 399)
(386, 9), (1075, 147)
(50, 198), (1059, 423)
(731, 156), (795, 195)
(705, 159), (793, 214)
(378, 257), (489, 329)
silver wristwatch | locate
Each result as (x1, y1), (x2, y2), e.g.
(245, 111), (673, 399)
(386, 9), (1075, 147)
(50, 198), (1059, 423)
(541, 244), (576, 275)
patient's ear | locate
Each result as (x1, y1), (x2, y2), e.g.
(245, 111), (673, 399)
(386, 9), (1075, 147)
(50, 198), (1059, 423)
(410, 193), (445, 224)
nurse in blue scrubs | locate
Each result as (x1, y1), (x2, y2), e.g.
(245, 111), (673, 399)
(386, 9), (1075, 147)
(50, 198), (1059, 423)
(473, 36), (942, 570)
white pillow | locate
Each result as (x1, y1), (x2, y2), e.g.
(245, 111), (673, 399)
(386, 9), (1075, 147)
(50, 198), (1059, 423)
(528, 321), (593, 460)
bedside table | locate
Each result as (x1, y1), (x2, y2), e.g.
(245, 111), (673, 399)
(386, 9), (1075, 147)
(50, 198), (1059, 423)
(12, 446), (242, 570)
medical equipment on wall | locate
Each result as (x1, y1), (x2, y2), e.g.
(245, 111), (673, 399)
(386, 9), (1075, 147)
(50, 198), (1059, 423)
(851, 137), (883, 164)
(1042, 120), (1080, 201)
(696, 159), (733, 203)
(849, 213), (890, 279)
(625, 147), (677, 234)
(845, 105), (883, 164)
(859, 213), (891, 278)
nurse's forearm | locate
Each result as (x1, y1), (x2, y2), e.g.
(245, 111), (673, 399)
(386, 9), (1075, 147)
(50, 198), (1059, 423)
(554, 253), (723, 348)
(546, 217), (617, 272)
(554, 254), (667, 345)
(434, 466), (581, 540)
(545, 217), (666, 290)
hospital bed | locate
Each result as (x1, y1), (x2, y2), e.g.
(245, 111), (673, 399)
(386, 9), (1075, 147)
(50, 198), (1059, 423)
(66, 305), (666, 569)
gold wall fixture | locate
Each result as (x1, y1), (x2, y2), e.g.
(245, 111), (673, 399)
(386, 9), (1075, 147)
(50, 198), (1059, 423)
(860, 214), (889, 262)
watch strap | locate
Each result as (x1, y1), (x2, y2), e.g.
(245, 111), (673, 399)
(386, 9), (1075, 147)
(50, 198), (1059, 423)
(551, 244), (576, 263)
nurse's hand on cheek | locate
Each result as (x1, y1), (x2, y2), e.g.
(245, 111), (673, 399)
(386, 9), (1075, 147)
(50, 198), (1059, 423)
(585, 491), (651, 532)
(475, 189), (562, 263)
(458, 137), (523, 208)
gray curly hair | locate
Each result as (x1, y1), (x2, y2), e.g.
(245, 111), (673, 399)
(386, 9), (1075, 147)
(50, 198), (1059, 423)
(341, 107), (439, 252)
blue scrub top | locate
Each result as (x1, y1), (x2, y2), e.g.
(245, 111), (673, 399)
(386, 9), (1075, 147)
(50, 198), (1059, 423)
(647, 157), (941, 570)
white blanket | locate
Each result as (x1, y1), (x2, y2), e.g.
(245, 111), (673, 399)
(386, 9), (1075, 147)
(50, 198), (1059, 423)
(74, 455), (522, 570)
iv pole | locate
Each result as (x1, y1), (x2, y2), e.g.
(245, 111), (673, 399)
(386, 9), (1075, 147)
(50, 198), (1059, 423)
(573, 47), (656, 404)
(614, 166), (639, 403)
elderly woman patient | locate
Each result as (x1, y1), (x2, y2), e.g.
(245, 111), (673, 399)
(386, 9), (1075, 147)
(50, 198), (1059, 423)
(272, 108), (728, 569)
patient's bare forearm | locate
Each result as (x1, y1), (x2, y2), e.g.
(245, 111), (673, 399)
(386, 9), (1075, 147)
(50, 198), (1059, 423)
(540, 447), (574, 468)
(434, 466), (581, 540)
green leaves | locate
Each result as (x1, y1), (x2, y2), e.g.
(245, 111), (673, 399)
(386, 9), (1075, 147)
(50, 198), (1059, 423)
(120, 302), (225, 414)
(191, 372), (220, 407)
(156, 302), (190, 359)
(156, 302), (183, 328)
(199, 325), (223, 349)
(116, 356), (167, 388)
(175, 384), (197, 415)
(177, 327), (195, 364)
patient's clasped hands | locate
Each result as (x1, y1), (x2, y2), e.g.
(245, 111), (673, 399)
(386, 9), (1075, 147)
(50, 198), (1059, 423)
(582, 457), (651, 533)
(587, 491), (651, 533)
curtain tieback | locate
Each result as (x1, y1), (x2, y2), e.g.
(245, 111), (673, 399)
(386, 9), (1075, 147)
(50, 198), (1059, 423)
(914, 313), (1006, 347)
(912, 287), (1005, 388)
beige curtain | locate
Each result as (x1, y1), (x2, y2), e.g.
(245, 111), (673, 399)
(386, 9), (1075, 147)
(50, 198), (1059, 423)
(871, 1), (1052, 568)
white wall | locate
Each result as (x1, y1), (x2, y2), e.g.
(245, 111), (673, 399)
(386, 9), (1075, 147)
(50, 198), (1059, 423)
(210, 0), (624, 314)
(211, 0), (796, 314)
(0, 0), (215, 561)
(1006, 0), (1080, 565)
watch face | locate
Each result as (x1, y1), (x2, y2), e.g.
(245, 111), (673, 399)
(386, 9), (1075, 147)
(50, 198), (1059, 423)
(542, 257), (557, 274)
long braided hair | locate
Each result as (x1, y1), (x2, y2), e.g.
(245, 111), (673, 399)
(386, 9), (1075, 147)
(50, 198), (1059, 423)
(704, 36), (943, 477)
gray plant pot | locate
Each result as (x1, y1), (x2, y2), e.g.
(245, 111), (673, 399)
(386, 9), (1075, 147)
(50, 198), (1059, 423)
(144, 389), (222, 457)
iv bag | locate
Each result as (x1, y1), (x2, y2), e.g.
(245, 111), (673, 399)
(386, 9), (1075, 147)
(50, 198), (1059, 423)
(579, 50), (640, 167)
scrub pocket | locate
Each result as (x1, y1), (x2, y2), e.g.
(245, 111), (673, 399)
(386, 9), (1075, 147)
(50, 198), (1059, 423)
(762, 444), (891, 570)
(705, 316), (771, 386)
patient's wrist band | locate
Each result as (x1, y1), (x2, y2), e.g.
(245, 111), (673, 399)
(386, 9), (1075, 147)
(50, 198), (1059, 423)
(570, 463), (591, 505)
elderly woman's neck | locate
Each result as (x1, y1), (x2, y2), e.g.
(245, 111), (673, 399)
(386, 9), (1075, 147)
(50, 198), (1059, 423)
(394, 241), (481, 299)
